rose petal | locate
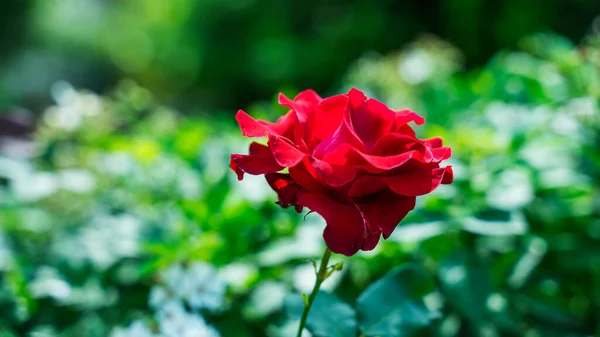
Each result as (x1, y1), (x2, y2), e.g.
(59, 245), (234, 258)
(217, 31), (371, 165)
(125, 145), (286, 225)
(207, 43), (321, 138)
(268, 135), (306, 167)
(441, 166), (454, 184)
(422, 137), (452, 162)
(323, 143), (428, 174)
(305, 156), (358, 187)
(396, 124), (417, 137)
(347, 88), (367, 107)
(289, 163), (328, 194)
(278, 90), (323, 152)
(360, 230), (382, 251)
(394, 109), (425, 129)
(384, 167), (450, 196)
(351, 98), (396, 150)
(306, 95), (347, 149)
(235, 110), (296, 139)
(312, 99), (366, 158)
(229, 156), (244, 180)
(369, 133), (429, 158)
(297, 190), (365, 256)
(265, 173), (302, 212)
(348, 175), (387, 197)
(229, 143), (284, 180)
(423, 137), (443, 149)
(430, 147), (452, 162)
(278, 90), (322, 123)
(356, 192), (416, 239)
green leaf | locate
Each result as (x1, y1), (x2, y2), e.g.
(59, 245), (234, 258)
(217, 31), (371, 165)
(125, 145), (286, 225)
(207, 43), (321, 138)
(285, 291), (357, 337)
(437, 252), (491, 322)
(461, 210), (528, 236)
(357, 264), (439, 337)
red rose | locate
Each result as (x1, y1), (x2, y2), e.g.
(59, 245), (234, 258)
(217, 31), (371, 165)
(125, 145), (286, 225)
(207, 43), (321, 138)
(230, 88), (453, 256)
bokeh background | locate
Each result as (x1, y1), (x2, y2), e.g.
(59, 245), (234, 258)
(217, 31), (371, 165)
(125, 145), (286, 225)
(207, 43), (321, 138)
(1, 1), (600, 337)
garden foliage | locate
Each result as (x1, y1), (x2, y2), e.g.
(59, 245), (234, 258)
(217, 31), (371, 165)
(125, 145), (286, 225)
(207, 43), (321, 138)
(0, 33), (599, 336)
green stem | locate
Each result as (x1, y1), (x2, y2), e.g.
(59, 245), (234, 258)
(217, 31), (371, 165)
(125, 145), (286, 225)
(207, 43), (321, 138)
(296, 247), (333, 337)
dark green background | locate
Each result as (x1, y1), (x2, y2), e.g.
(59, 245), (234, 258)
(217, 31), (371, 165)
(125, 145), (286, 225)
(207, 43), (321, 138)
(1, 0), (599, 112)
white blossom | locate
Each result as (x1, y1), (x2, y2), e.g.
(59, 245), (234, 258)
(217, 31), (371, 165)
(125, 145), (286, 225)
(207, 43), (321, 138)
(110, 320), (156, 337)
(156, 301), (220, 337)
(160, 262), (226, 311)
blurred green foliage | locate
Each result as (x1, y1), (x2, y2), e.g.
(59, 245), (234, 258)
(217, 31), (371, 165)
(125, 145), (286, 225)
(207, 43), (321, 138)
(0, 30), (599, 336)
(1, 0), (599, 111)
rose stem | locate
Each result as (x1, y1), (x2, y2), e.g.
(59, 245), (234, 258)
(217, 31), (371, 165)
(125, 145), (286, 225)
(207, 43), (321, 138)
(295, 247), (333, 337)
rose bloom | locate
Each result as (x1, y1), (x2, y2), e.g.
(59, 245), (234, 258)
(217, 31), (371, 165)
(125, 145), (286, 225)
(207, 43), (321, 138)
(230, 88), (453, 256)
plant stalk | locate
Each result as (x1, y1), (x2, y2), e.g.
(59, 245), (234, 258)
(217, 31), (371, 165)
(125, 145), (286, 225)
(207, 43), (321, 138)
(295, 247), (333, 337)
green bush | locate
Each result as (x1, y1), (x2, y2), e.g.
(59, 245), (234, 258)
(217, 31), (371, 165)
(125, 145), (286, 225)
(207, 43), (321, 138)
(0, 32), (599, 336)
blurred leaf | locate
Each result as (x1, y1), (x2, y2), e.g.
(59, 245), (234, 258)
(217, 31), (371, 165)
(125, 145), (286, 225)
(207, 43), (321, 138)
(513, 293), (584, 333)
(356, 264), (438, 337)
(438, 252), (491, 322)
(461, 211), (528, 236)
(285, 291), (357, 337)
(0, 326), (18, 337)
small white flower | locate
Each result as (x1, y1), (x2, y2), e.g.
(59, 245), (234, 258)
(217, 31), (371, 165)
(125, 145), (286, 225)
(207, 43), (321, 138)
(28, 267), (72, 301)
(185, 262), (226, 311)
(58, 169), (96, 194)
(245, 281), (286, 318)
(157, 301), (220, 337)
(161, 262), (226, 311)
(148, 286), (170, 309)
(218, 263), (256, 291)
(156, 300), (187, 323)
(162, 264), (189, 298)
(178, 314), (221, 337)
(12, 171), (58, 202)
(398, 49), (434, 84)
(101, 152), (136, 177)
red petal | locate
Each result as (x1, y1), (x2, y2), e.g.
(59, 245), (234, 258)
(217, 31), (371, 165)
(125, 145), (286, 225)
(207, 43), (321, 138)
(441, 166), (454, 184)
(236, 110), (296, 139)
(348, 175), (387, 197)
(394, 109), (425, 129)
(297, 191), (365, 256)
(323, 143), (428, 174)
(350, 99), (396, 150)
(360, 230), (382, 251)
(347, 88), (367, 107)
(305, 156), (358, 187)
(265, 173), (302, 211)
(312, 99), (366, 158)
(423, 137), (443, 148)
(278, 90), (323, 152)
(369, 133), (429, 157)
(384, 167), (450, 196)
(229, 143), (284, 180)
(289, 164), (328, 194)
(396, 124), (417, 137)
(306, 95), (347, 149)
(356, 192), (416, 239)
(268, 135), (306, 167)
(430, 147), (452, 162)
(278, 90), (322, 123)
(422, 137), (452, 163)
(229, 155), (244, 180)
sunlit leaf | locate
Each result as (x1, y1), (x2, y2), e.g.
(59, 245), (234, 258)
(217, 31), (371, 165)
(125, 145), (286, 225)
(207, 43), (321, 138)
(438, 252), (491, 322)
(285, 291), (357, 337)
(357, 264), (439, 337)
